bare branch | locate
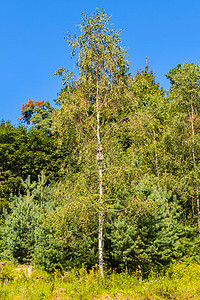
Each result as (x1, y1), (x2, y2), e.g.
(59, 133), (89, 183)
(109, 206), (130, 212)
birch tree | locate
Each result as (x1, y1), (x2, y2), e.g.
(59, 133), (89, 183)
(53, 9), (131, 276)
(166, 63), (200, 231)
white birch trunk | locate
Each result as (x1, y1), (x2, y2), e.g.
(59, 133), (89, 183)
(96, 79), (104, 277)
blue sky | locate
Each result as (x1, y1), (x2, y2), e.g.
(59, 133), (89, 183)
(1, 0), (200, 124)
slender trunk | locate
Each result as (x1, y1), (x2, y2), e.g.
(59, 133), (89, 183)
(192, 197), (195, 217)
(197, 187), (200, 232)
(163, 146), (170, 215)
(41, 186), (43, 207)
(96, 79), (104, 277)
(125, 262), (128, 273)
(138, 264), (142, 283)
(153, 129), (159, 184)
(190, 103), (196, 167)
(190, 101), (200, 232)
(98, 161), (104, 277)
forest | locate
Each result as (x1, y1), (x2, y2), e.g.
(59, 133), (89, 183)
(1, 8), (200, 298)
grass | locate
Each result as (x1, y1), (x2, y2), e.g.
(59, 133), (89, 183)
(0, 262), (200, 299)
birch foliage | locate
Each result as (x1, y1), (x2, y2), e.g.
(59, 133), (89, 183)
(53, 9), (131, 162)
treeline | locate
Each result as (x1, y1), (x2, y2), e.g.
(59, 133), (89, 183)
(1, 9), (200, 277)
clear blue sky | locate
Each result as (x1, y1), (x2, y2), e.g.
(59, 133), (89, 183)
(1, 0), (200, 124)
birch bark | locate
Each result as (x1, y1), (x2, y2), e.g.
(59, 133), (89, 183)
(96, 79), (104, 277)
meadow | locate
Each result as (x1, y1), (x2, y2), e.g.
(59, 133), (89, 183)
(0, 262), (200, 299)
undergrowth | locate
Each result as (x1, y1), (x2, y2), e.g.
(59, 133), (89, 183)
(0, 262), (200, 299)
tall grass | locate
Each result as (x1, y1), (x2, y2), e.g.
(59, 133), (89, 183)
(0, 262), (200, 299)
